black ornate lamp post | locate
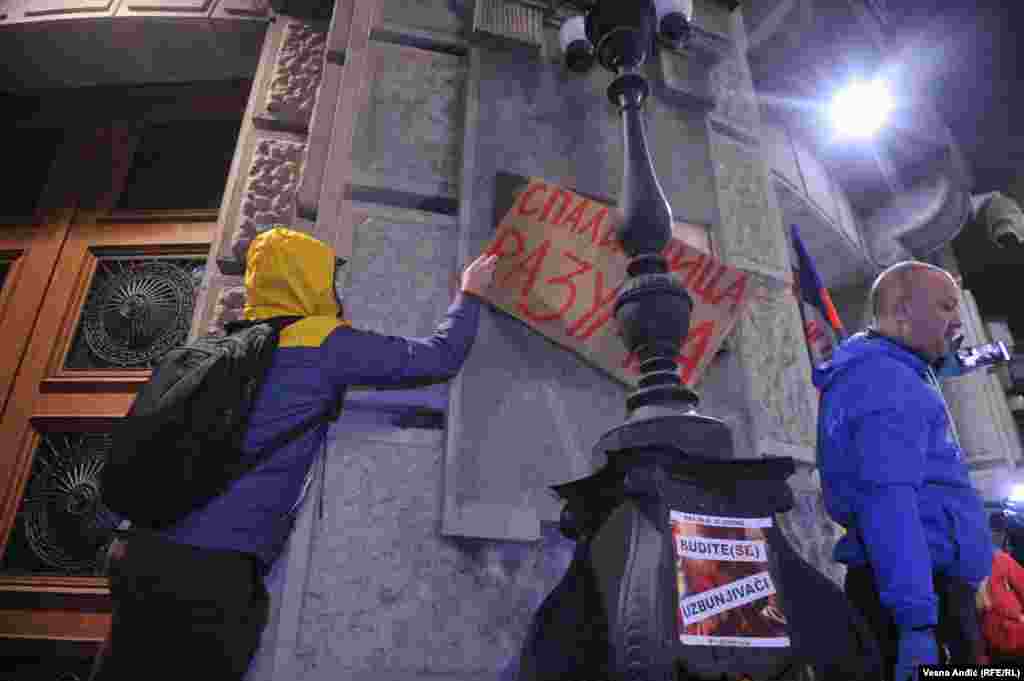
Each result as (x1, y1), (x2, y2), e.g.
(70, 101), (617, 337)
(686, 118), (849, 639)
(513, 2), (880, 680)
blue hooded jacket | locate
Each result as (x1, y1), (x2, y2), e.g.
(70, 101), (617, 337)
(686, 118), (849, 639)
(161, 228), (481, 570)
(813, 331), (991, 630)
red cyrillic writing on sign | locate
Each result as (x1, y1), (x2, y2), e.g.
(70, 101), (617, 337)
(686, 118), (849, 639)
(664, 249), (749, 313)
(514, 181), (623, 256)
(540, 188), (574, 225)
(519, 251), (594, 323)
(567, 269), (621, 340)
(487, 177), (748, 388)
(621, 319), (717, 385)
(487, 225), (623, 340)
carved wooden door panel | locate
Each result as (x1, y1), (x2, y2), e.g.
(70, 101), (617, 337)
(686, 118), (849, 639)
(0, 214), (215, 677)
(0, 87), (244, 677)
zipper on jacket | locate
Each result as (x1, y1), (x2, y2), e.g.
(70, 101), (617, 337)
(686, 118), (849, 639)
(926, 366), (963, 456)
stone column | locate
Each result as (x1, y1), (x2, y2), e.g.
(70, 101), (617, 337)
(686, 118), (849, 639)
(700, 7), (842, 581)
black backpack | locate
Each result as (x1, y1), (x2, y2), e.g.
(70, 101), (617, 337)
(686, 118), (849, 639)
(103, 316), (341, 529)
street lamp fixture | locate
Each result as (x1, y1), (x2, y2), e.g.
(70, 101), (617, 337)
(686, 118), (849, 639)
(510, 2), (882, 680)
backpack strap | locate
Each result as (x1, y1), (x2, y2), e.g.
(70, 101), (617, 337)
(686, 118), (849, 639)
(223, 314), (344, 481)
(223, 315), (303, 335)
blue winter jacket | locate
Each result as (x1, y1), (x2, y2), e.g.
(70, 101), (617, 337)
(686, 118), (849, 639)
(161, 228), (481, 569)
(813, 331), (991, 630)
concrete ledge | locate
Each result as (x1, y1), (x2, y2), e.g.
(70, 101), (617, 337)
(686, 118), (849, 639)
(758, 437), (815, 466)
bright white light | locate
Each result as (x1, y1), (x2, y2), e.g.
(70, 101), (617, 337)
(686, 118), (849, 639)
(829, 80), (893, 139)
(1010, 484), (1024, 503)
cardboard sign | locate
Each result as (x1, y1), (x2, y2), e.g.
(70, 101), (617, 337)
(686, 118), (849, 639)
(479, 173), (752, 388)
(671, 511), (790, 648)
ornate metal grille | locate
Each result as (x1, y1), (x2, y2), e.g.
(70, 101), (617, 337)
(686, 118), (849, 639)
(0, 433), (118, 576)
(64, 257), (204, 370)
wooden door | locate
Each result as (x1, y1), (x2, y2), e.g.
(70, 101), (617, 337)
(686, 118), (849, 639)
(0, 85), (245, 679)
(0, 218), (214, 677)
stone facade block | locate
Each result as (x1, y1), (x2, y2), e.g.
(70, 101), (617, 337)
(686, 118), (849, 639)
(341, 203), (458, 338)
(776, 464), (845, 586)
(230, 137), (306, 262)
(690, 339), (758, 459)
(659, 48), (716, 110)
(379, 0), (472, 40)
(708, 54), (760, 134)
(297, 433), (575, 679)
(708, 128), (790, 278)
(264, 20), (328, 130)
(732, 275), (818, 450)
(943, 289), (1023, 500)
(350, 41), (467, 200)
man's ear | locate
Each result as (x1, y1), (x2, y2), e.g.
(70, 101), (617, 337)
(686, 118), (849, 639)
(893, 296), (913, 324)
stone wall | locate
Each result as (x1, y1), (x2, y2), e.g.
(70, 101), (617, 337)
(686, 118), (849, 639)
(185, 1), (852, 679)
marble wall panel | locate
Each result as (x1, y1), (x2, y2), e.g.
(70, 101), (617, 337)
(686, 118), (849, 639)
(444, 44), (724, 540)
(732, 274), (818, 450)
(341, 202), (458, 338)
(296, 431), (576, 679)
(776, 464), (846, 586)
(708, 128), (790, 279)
(349, 41), (466, 200)
(377, 0), (471, 39)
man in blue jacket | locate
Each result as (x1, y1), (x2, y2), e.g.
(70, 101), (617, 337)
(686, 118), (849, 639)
(94, 227), (497, 680)
(814, 261), (991, 681)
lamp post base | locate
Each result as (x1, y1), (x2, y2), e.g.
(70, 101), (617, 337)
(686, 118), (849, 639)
(511, 450), (883, 681)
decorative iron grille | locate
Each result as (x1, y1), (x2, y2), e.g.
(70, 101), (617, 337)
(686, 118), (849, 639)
(64, 257), (204, 370)
(0, 433), (118, 576)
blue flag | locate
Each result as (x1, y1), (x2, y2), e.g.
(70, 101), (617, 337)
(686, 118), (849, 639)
(790, 224), (847, 368)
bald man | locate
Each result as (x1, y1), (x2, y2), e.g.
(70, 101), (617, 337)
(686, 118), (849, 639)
(814, 262), (991, 681)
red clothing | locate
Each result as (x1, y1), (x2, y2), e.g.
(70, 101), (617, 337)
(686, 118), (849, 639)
(981, 550), (1024, 655)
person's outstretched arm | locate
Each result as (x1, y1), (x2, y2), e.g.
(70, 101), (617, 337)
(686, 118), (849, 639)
(323, 253), (497, 387)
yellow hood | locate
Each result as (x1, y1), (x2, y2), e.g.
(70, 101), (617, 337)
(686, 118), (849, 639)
(243, 227), (350, 347)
